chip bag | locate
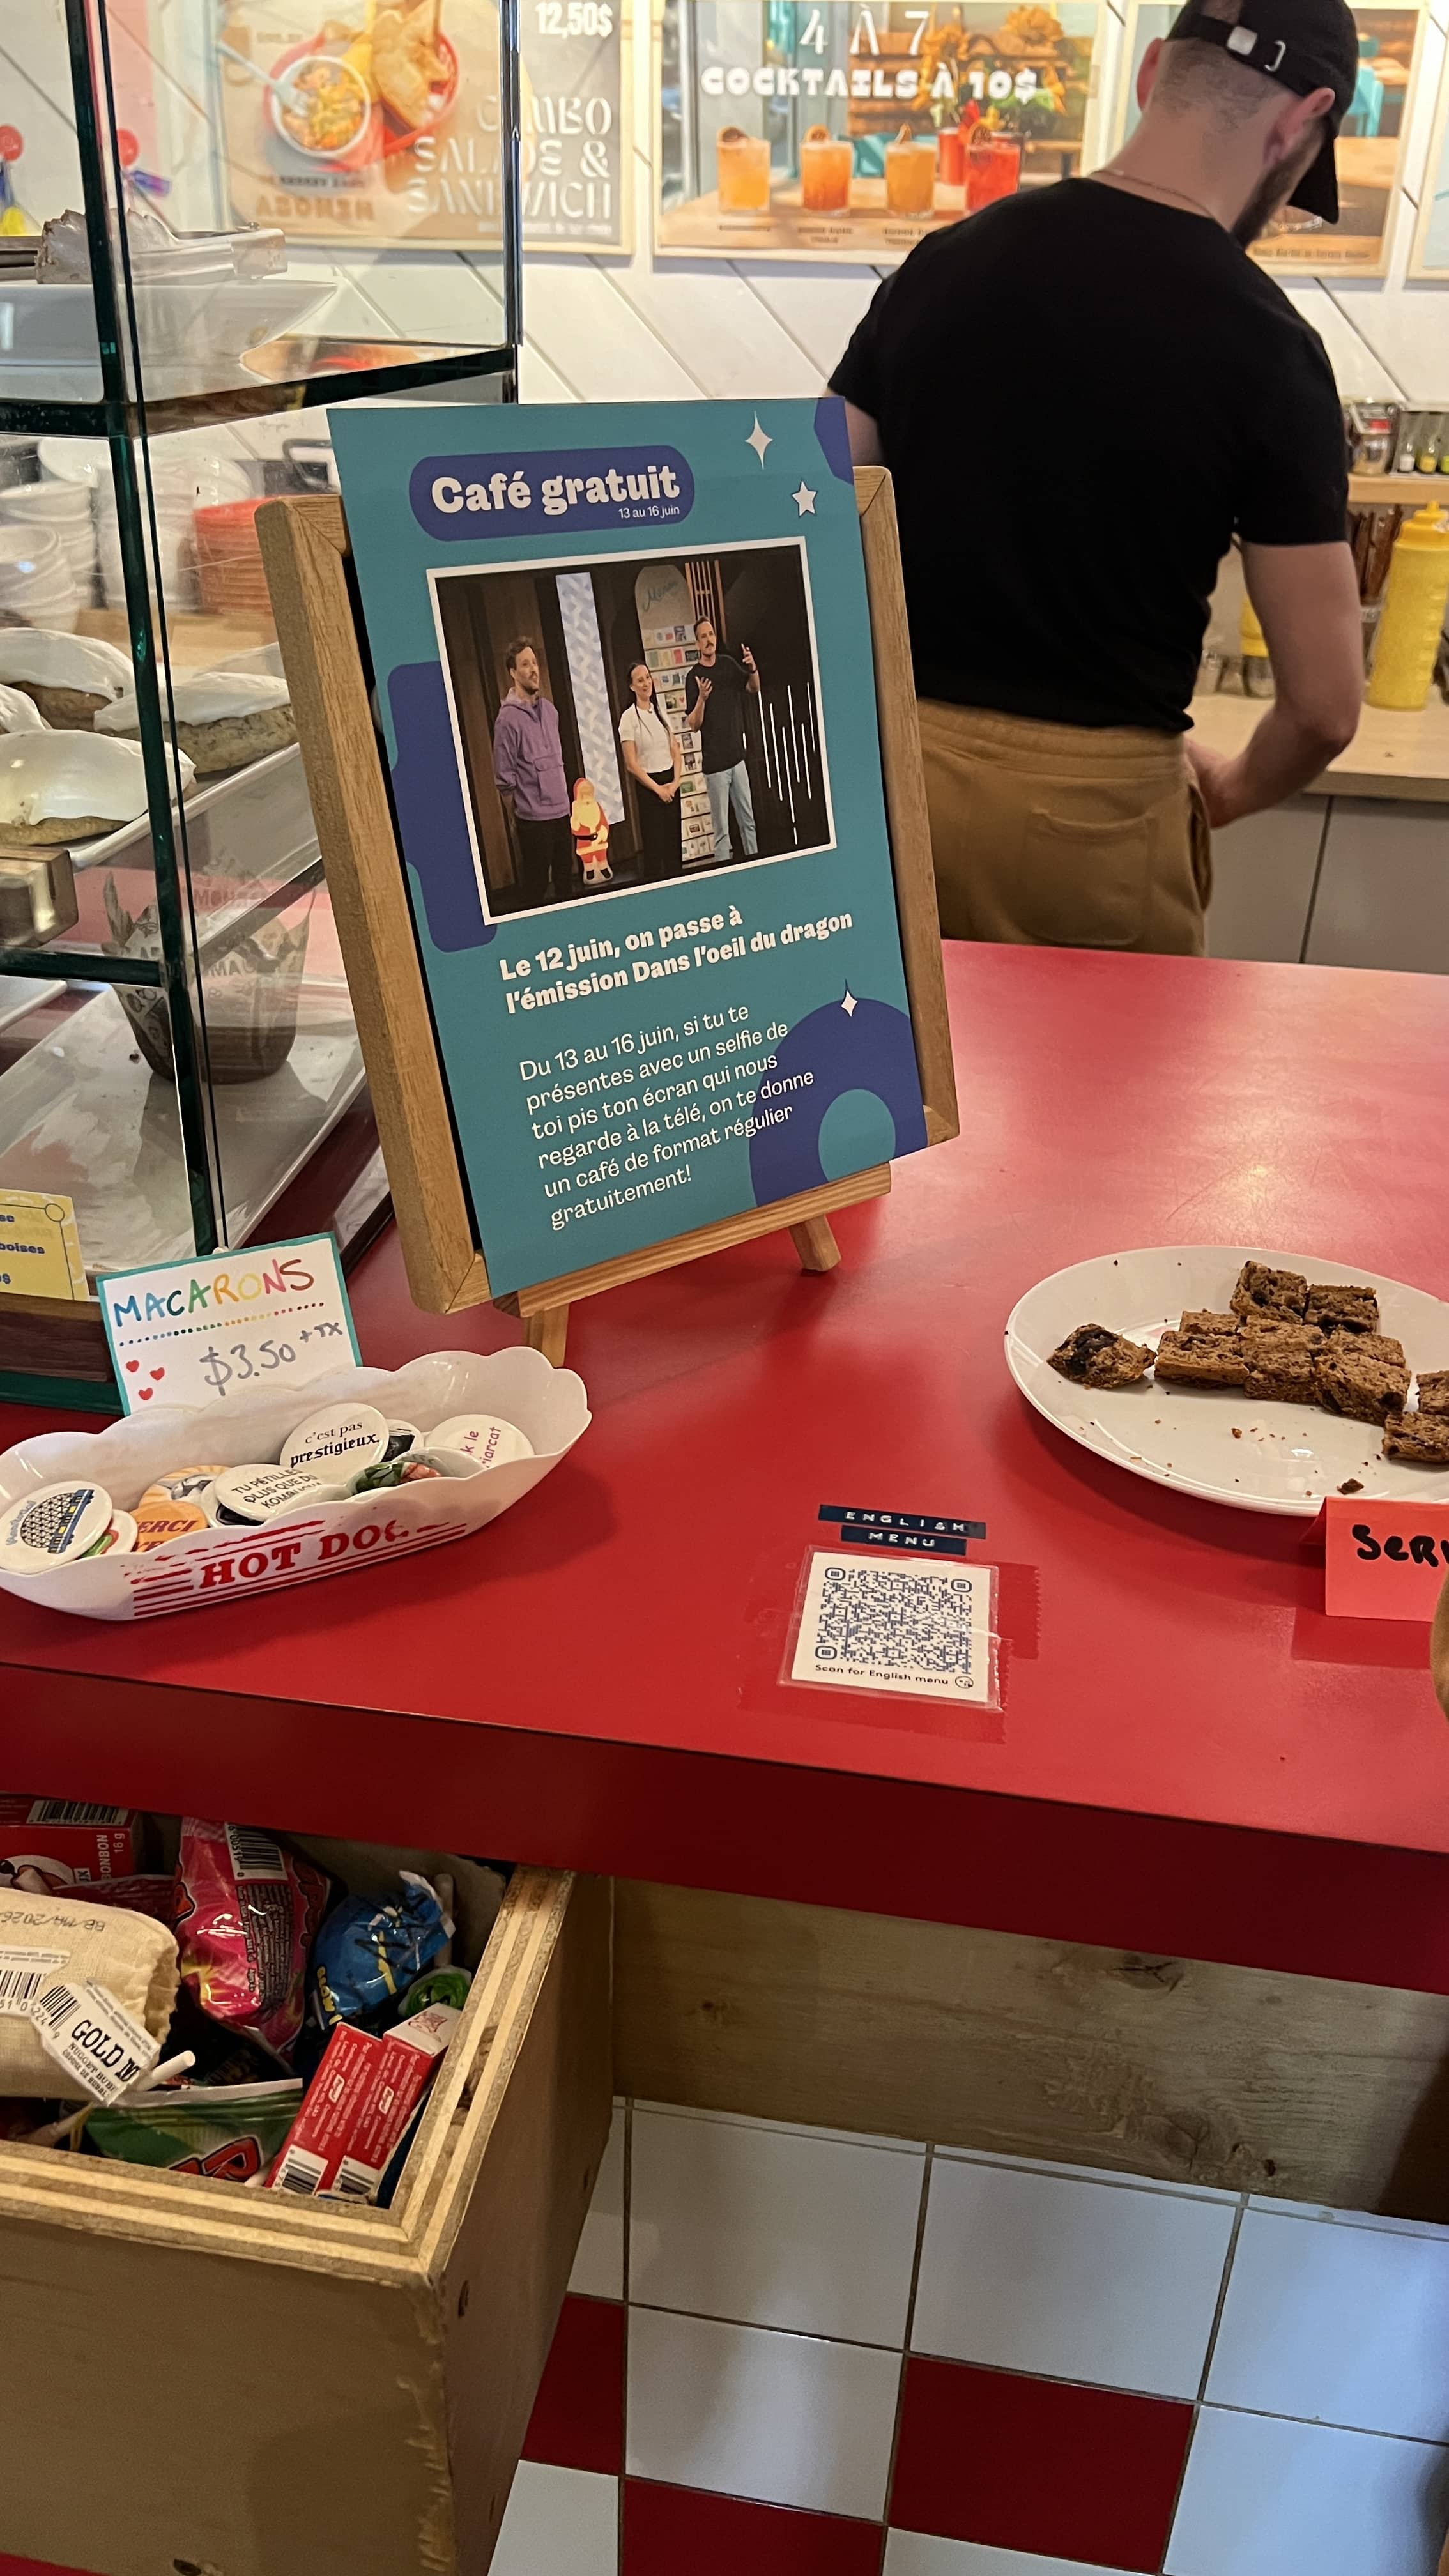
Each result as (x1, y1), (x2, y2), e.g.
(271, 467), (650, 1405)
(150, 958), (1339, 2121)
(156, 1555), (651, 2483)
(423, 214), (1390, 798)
(176, 1821), (329, 2062)
(80, 2078), (303, 2182)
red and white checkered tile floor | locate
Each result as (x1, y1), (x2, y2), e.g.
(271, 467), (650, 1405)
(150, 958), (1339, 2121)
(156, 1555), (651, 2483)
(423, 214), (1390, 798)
(498, 2101), (1449, 2576)
(5, 2099), (1448, 2575)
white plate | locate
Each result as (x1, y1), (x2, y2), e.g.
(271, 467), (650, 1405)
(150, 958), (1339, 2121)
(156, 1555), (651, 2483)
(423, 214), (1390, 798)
(1005, 1246), (1449, 1517)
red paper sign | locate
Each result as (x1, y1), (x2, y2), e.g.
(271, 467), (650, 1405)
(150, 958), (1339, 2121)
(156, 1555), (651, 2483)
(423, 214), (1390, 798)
(1323, 1497), (1449, 1621)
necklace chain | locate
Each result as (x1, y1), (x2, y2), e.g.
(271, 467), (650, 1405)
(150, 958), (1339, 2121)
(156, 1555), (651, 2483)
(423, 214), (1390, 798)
(1092, 167), (1218, 222)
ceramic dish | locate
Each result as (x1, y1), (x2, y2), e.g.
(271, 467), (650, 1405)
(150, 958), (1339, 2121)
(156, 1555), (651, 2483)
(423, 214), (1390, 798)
(0, 1348), (589, 1619)
(1005, 1245), (1449, 1517)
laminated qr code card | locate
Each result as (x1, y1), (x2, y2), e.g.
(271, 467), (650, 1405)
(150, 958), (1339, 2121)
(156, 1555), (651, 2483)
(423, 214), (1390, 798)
(788, 1551), (1000, 1705)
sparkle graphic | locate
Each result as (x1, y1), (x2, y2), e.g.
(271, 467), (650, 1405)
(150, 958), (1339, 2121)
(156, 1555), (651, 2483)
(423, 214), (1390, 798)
(746, 415), (773, 468)
(841, 987), (858, 1016)
(792, 480), (817, 516)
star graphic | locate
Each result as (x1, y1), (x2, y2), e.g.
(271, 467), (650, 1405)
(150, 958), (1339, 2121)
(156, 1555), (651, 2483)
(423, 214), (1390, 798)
(841, 986), (858, 1017)
(792, 481), (816, 517)
(746, 415), (772, 468)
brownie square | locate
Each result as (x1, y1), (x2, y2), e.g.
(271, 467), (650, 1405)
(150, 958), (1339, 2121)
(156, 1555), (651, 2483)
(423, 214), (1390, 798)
(1383, 1411), (1449, 1465)
(1242, 1319), (1323, 1404)
(1317, 1338), (1409, 1424)
(1415, 1370), (1449, 1418)
(1230, 1261), (1308, 1323)
(1179, 1309), (1239, 1340)
(1306, 1282), (1380, 1335)
(1340, 1332), (1406, 1370)
(1154, 1329), (1248, 1388)
(1049, 1324), (1152, 1390)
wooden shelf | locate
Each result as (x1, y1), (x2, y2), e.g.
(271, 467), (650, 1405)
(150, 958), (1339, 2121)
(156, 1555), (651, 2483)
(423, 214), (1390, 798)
(1190, 686), (1449, 802)
(1350, 471), (1449, 507)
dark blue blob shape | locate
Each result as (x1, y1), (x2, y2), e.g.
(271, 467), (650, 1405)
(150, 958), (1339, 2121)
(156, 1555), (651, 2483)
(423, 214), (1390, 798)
(387, 662), (496, 953)
(747, 993), (926, 1202)
(813, 395), (855, 486)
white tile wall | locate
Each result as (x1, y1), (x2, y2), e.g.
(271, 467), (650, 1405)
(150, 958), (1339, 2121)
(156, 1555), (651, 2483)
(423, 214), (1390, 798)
(1206, 2205), (1449, 2442)
(625, 2304), (902, 2520)
(492, 2462), (619, 2576)
(570, 2104), (627, 2302)
(629, 2104), (925, 2345)
(884, 2540), (1144, 2576)
(911, 2152), (1237, 2400)
(1165, 2409), (1449, 2576)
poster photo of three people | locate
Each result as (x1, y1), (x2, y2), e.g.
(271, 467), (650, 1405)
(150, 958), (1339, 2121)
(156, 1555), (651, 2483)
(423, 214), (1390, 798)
(431, 540), (832, 920)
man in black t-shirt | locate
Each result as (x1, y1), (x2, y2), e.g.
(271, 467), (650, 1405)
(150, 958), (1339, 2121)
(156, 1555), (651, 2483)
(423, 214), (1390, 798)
(686, 617), (760, 861)
(831, 0), (1363, 954)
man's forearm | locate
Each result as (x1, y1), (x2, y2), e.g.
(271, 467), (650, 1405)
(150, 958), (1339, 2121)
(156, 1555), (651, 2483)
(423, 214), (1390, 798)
(1201, 697), (1356, 827)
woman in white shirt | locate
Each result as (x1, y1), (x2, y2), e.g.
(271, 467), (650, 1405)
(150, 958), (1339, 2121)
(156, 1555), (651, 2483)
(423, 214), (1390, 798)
(618, 661), (684, 882)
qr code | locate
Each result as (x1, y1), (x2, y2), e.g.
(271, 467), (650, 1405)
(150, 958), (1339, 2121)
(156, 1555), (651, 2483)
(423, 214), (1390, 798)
(790, 1552), (997, 1703)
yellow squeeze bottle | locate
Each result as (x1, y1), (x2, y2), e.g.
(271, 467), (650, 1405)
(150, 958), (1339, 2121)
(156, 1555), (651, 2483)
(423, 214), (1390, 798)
(1367, 506), (1449, 710)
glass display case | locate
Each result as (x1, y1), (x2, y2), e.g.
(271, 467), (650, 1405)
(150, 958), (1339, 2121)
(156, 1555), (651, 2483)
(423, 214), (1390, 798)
(0, 0), (520, 1406)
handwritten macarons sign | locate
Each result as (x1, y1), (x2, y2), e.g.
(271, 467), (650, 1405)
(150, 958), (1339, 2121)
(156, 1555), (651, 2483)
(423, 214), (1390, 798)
(98, 1235), (360, 1418)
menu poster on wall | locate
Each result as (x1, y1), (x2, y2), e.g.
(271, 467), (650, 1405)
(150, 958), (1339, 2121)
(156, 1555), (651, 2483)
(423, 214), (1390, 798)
(216, 0), (627, 251)
(1118, 0), (1422, 275)
(329, 399), (929, 1298)
(521, 0), (631, 250)
(1409, 46), (1449, 277)
(657, 0), (1103, 263)
(217, 0), (505, 250)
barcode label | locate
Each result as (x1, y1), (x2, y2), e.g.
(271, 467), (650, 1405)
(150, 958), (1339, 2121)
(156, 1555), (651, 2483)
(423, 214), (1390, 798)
(329, 2158), (379, 2202)
(33, 1980), (80, 2029)
(27, 1801), (128, 1827)
(0, 1963), (56, 2016)
(32, 1977), (158, 2103)
(273, 2143), (327, 2198)
(225, 1825), (288, 1884)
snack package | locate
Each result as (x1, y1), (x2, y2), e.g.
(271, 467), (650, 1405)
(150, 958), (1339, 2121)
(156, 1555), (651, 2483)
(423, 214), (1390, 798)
(175, 1821), (329, 2062)
(166, 1986), (293, 2088)
(49, 1874), (175, 1924)
(80, 2077), (303, 2182)
(0, 1885), (178, 2101)
(268, 2005), (458, 2202)
(310, 1871), (450, 2039)
(0, 1798), (139, 1888)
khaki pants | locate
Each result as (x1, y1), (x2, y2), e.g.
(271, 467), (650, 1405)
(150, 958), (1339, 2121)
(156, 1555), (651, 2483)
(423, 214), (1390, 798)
(917, 700), (1213, 956)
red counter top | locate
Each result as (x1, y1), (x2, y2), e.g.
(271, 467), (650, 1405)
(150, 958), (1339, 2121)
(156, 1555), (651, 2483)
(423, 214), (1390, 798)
(4, 945), (1449, 1991)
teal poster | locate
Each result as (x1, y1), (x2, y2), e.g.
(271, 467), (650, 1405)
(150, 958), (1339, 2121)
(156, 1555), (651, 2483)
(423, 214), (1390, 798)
(330, 399), (927, 1296)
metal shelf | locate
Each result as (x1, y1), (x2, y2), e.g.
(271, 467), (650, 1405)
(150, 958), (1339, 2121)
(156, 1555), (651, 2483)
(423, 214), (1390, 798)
(0, 341), (515, 438)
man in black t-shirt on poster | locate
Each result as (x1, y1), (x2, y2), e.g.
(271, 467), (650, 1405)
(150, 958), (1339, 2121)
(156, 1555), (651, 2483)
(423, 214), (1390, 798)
(687, 617), (760, 862)
(831, 0), (1363, 954)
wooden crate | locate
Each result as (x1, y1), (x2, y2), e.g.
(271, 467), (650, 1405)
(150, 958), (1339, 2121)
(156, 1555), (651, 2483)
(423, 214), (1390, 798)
(0, 1865), (611, 2576)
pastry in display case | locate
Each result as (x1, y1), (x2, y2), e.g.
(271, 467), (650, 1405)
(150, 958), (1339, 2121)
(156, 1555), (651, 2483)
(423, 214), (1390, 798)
(0, 0), (520, 1407)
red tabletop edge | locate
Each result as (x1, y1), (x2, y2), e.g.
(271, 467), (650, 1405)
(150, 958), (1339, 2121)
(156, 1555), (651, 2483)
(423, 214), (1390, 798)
(5, 944), (1449, 1993)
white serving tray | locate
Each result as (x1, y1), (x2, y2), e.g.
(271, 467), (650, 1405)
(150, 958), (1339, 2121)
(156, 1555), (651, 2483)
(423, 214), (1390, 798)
(0, 1349), (589, 1621)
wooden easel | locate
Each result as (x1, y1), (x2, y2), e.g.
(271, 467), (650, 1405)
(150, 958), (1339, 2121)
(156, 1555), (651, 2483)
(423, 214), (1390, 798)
(259, 469), (958, 1362)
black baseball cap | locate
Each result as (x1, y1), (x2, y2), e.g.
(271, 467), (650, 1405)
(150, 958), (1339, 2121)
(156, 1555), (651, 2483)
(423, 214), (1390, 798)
(1165, 0), (1360, 222)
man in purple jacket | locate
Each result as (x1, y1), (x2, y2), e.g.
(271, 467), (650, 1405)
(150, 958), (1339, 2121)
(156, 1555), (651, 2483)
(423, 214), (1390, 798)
(491, 636), (574, 907)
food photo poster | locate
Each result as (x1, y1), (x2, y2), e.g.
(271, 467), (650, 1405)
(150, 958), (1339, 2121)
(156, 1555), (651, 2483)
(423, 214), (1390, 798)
(1117, 0), (1423, 274)
(216, 0), (629, 252)
(330, 398), (930, 1296)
